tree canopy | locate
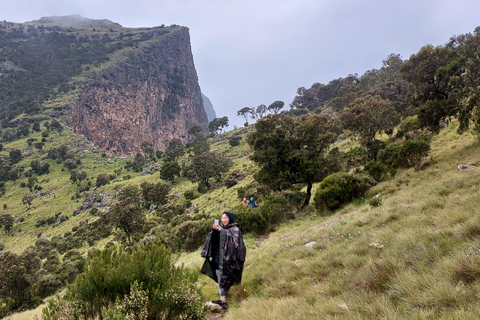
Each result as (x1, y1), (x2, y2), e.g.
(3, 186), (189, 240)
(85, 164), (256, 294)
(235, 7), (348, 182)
(103, 185), (145, 244)
(248, 113), (341, 207)
(185, 152), (232, 188)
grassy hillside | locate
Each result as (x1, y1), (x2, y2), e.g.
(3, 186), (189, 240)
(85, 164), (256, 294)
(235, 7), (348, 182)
(0, 124), (255, 253)
(3, 118), (480, 319)
(173, 122), (480, 319)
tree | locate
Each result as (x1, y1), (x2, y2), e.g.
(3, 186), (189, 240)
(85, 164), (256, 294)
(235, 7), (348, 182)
(188, 126), (210, 156)
(9, 149), (22, 164)
(140, 181), (171, 206)
(48, 119), (64, 134)
(208, 116), (229, 135)
(256, 104), (267, 118)
(27, 176), (38, 192)
(446, 30), (480, 134)
(188, 125), (204, 136)
(340, 95), (399, 159)
(134, 153), (146, 171)
(0, 248), (41, 312)
(163, 138), (185, 162)
(248, 113), (341, 207)
(401, 44), (461, 132)
(31, 160), (50, 175)
(237, 107), (253, 126)
(64, 159), (77, 171)
(70, 170), (87, 185)
(32, 121), (41, 132)
(22, 193), (34, 208)
(160, 161), (181, 183)
(104, 185), (145, 244)
(0, 214), (14, 233)
(140, 141), (155, 160)
(185, 152), (232, 188)
(33, 142), (45, 150)
(267, 100), (285, 114)
(95, 173), (110, 188)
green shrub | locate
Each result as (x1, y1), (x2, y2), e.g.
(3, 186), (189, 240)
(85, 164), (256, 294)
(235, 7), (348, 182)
(102, 281), (148, 320)
(184, 189), (198, 200)
(34, 274), (62, 298)
(42, 243), (206, 320)
(197, 182), (208, 194)
(224, 177), (238, 188)
(364, 160), (389, 182)
(314, 172), (376, 212)
(343, 146), (368, 166)
(258, 194), (295, 226)
(377, 139), (430, 170)
(174, 218), (211, 252)
(228, 135), (242, 147)
(235, 206), (268, 234)
(353, 173), (377, 196)
(369, 196), (382, 207)
(314, 172), (355, 212)
(237, 186), (247, 199)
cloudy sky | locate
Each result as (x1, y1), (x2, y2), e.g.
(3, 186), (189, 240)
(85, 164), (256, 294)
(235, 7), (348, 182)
(3, 1), (480, 128)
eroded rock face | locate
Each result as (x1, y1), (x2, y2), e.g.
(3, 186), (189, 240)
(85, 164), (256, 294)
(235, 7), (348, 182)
(71, 27), (208, 155)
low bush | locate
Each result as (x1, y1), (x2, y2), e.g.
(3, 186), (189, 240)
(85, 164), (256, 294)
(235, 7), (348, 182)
(377, 139), (430, 170)
(235, 206), (268, 234)
(174, 218), (211, 252)
(184, 189), (198, 200)
(42, 243), (206, 320)
(225, 177), (238, 188)
(314, 172), (376, 212)
(364, 160), (389, 182)
(228, 135), (242, 147)
(258, 194), (295, 226)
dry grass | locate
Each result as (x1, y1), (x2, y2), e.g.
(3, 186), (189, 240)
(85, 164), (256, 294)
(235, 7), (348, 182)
(179, 122), (480, 319)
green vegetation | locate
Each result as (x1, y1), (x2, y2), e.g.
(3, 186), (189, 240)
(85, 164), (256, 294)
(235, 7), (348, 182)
(3, 20), (480, 320)
(42, 243), (206, 320)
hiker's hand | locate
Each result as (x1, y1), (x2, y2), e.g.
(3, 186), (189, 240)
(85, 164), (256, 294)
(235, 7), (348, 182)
(212, 224), (221, 231)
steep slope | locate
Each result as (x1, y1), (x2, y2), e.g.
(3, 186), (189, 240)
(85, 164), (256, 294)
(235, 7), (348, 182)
(202, 93), (217, 122)
(70, 26), (208, 155)
(0, 16), (208, 155)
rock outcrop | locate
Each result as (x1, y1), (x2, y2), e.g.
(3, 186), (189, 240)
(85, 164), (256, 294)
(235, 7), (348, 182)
(202, 93), (217, 122)
(71, 26), (208, 155)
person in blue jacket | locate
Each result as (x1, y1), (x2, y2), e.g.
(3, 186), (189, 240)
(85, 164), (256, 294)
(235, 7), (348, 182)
(247, 197), (258, 207)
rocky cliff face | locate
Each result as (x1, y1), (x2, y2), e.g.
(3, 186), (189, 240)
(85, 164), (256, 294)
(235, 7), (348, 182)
(71, 26), (208, 155)
(202, 93), (217, 122)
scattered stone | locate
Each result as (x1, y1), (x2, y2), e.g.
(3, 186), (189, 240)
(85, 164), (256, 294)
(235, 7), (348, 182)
(458, 164), (477, 171)
(357, 220), (367, 226)
(369, 242), (386, 249)
(205, 301), (224, 314)
(148, 204), (158, 215)
(141, 235), (156, 244)
(418, 157), (432, 170)
(304, 241), (320, 248)
(293, 259), (303, 267)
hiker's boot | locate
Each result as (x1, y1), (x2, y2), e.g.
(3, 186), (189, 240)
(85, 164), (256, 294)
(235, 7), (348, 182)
(220, 301), (228, 310)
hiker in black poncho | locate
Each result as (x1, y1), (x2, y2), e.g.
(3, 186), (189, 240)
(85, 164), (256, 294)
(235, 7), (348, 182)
(201, 211), (246, 310)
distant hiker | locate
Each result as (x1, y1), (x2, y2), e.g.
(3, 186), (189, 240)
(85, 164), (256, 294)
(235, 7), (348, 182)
(201, 211), (246, 311)
(247, 197), (258, 207)
(240, 197), (248, 206)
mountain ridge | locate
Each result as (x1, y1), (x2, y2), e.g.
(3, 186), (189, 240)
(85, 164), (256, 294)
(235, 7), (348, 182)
(0, 15), (209, 155)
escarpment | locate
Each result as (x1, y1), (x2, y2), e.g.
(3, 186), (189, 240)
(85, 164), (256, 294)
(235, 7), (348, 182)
(70, 26), (208, 155)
